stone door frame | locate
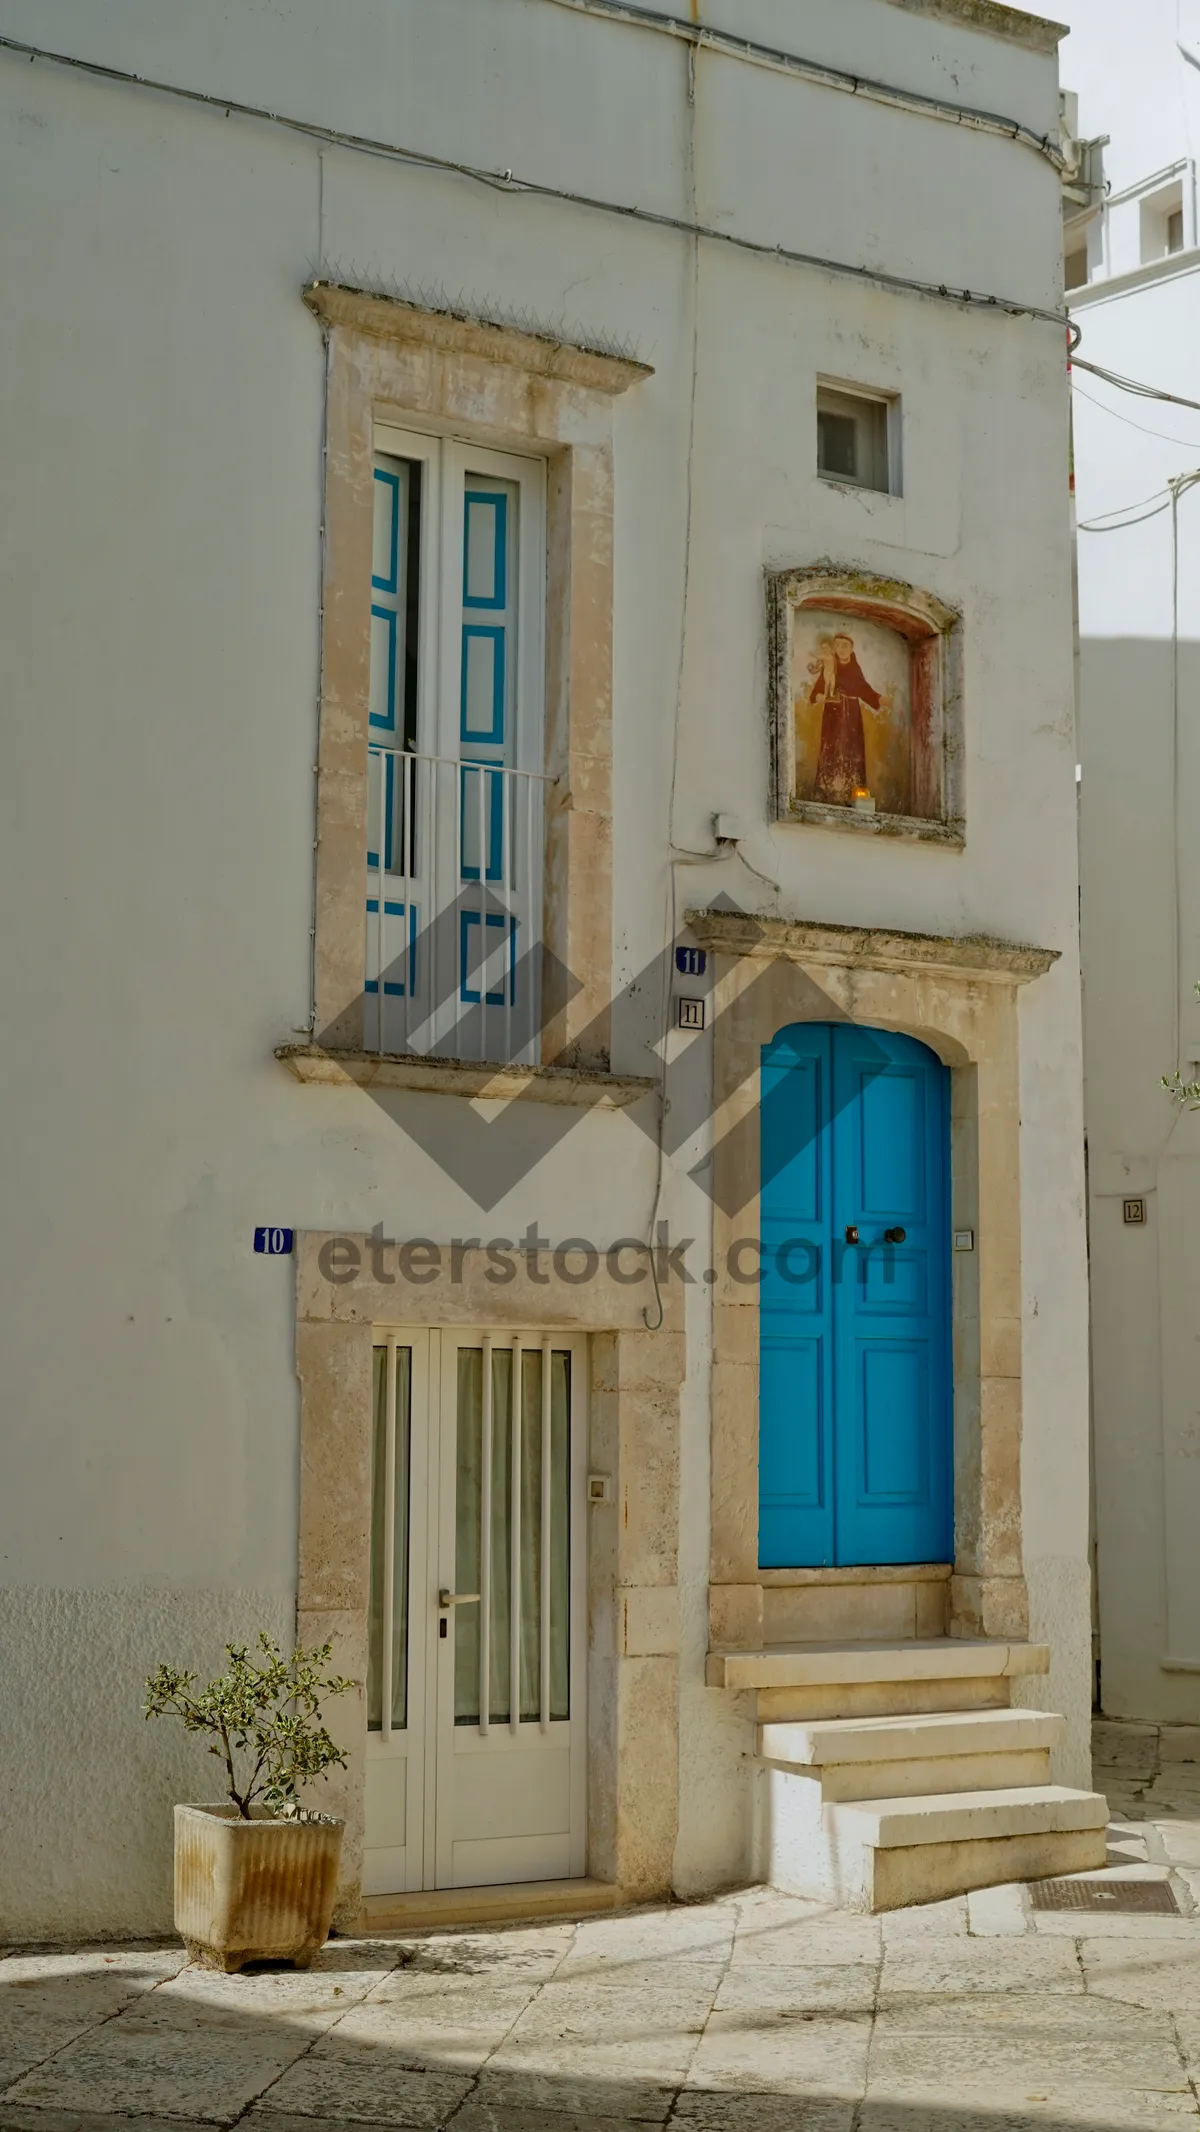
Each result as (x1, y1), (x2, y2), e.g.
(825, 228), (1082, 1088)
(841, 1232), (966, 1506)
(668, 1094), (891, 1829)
(689, 910), (1057, 1652)
(294, 1233), (684, 1922)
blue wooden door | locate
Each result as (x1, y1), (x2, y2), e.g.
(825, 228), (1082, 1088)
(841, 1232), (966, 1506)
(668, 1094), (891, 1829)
(759, 1022), (951, 1568)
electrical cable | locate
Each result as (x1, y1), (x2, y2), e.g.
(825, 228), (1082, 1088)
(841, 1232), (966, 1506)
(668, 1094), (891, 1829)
(1070, 376), (1200, 451)
(538, 0), (1067, 171)
(1077, 491), (1178, 532)
(1073, 356), (1200, 415)
(0, 29), (1077, 345)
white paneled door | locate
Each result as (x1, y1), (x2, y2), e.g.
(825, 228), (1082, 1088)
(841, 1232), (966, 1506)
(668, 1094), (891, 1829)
(363, 1330), (587, 1895)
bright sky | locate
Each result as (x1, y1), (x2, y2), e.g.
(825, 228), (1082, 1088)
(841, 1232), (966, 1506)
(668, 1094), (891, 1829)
(1051, 0), (1200, 196)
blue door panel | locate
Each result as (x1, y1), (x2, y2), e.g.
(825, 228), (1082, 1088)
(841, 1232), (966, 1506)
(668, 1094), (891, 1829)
(758, 1338), (828, 1568)
(759, 1022), (952, 1569)
(859, 1345), (928, 1501)
(860, 1245), (927, 1313)
(759, 1025), (834, 1567)
(857, 1067), (926, 1217)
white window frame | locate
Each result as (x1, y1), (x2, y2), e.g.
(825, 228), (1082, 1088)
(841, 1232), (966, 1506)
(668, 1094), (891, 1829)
(815, 378), (901, 498)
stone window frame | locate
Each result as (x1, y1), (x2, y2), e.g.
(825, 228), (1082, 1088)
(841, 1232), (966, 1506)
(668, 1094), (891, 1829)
(294, 1236), (684, 1925)
(687, 909), (1057, 1654)
(768, 565), (964, 848)
(302, 284), (652, 1071)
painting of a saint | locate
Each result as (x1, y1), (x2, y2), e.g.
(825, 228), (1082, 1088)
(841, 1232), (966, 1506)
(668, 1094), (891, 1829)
(791, 610), (911, 817)
(807, 632), (893, 804)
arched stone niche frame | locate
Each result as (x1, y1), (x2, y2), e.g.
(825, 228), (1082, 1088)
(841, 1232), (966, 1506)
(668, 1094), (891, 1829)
(768, 566), (964, 846)
(687, 910), (1058, 1653)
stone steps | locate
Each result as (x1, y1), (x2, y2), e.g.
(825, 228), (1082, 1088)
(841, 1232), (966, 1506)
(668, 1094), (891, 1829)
(759, 1706), (1066, 1802)
(831, 1781), (1108, 1848)
(714, 1640), (1109, 1911)
(708, 1636), (1050, 1723)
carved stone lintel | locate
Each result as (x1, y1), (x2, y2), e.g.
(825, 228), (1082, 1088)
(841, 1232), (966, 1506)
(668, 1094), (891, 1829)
(303, 282), (652, 396)
(686, 908), (1059, 986)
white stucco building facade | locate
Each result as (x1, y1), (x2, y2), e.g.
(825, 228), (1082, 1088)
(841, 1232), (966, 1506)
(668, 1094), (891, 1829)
(0, 0), (1100, 1940)
(1062, 0), (1200, 1725)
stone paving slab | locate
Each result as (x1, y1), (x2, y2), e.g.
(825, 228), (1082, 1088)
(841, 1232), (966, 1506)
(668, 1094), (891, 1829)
(300, 1983), (541, 2069)
(725, 1915), (882, 1968)
(468, 2064), (679, 2122)
(1084, 1937), (1200, 2012)
(858, 2096), (1200, 2130)
(685, 2008), (872, 2098)
(879, 1934), (1085, 1996)
(4, 1747), (1200, 2132)
(670, 2097), (856, 2132)
(711, 1963), (878, 2015)
(256, 2056), (474, 2127)
(3, 2023), (307, 2127)
(446, 2109), (658, 2132)
(966, 1883), (1030, 1935)
(404, 1932), (574, 1982)
(0, 2111), (219, 2132)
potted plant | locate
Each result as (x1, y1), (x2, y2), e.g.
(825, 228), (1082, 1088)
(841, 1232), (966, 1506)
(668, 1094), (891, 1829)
(145, 1634), (353, 1972)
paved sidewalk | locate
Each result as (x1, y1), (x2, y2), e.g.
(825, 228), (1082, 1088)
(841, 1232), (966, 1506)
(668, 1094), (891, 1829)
(3, 1727), (1199, 2132)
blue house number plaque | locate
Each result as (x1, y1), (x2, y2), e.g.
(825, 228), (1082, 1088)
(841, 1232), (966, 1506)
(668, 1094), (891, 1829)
(675, 946), (706, 976)
(254, 1226), (294, 1256)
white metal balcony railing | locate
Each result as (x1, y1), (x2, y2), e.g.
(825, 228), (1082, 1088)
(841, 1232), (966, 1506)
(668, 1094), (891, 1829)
(366, 746), (553, 1066)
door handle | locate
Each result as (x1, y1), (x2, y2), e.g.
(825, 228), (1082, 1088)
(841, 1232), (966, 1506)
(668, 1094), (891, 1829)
(438, 1589), (481, 1608)
(884, 1227), (906, 1245)
(844, 1225), (859, 1244)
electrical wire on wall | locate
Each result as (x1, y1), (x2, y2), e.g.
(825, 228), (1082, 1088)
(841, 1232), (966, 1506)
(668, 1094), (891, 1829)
(640, 39), (701, 1335)
(538, 0), (1067, 171)
(0, 28), (1078, 346)
(1074, 356), (1200, 414)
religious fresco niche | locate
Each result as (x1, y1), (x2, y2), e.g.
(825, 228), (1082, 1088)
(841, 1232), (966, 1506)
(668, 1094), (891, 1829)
(768, 568), (964, 845)
(795, 611), (910, 815)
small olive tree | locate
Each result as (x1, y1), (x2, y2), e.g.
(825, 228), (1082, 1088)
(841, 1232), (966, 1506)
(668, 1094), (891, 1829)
(145, 1634), (353, 1820)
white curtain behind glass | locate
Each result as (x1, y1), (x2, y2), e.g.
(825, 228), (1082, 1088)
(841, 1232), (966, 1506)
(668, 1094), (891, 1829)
(454, 1346), (570, 1726)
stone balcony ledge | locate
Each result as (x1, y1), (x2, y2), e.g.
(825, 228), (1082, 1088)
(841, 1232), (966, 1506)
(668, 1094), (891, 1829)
(276, 1043), (658, 1109)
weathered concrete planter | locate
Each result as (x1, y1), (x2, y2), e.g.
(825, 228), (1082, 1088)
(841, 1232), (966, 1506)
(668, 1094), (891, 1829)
(174, 1804), (344, 1972)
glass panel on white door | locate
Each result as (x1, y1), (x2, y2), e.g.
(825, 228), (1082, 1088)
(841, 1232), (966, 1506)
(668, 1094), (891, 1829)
(452, 1344), (570, 1732)
(367, 1344), (411, 1732)
(363, 1335), (430, 1899)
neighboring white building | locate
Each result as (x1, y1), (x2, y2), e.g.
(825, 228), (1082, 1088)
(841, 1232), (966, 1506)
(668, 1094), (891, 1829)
(1062, 0), (1200, 1727)
(0, 0), (1100, 1940)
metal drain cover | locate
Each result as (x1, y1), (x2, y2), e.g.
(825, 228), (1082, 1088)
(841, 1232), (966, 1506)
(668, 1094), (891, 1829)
(1029, 1878), (1179, 1914)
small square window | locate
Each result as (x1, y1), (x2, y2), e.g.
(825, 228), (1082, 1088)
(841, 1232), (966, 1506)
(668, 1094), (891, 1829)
(1168, 207), (1185, 253)
(816, 385), (893, 494)
(1064, 246), (1089, 291)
